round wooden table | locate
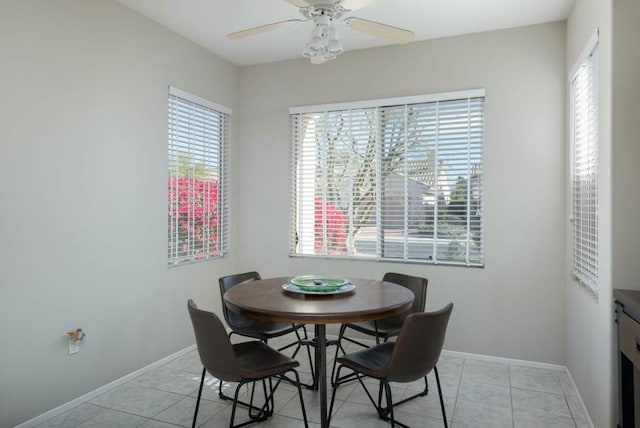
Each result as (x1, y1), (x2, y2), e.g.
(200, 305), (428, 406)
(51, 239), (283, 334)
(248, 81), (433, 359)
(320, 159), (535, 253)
(224, 277), (414, 428)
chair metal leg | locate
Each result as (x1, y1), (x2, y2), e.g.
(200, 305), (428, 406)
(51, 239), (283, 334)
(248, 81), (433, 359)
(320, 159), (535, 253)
(260, 379), (272, 417)
(377, 380), (385, 414)
(377, 384), (412, 428)
(355, 373), (386, 419)
(380, 375), (428, 414)
(248, 381), (256, 417)
(298, 327), (316, 386)
(192, 367), (206, 428)
(238, 370), (307, 428)
(434, 366), (448, 428)
(219, 379), (273, 418)
(270, 327), (316, 390)
(292, 370), (309, 428)
(267, 377), (275, 416)
(383, 380), (395, 428)
(338, 365), (418, 428)
(229, 380), (271, 428)
(328, 364), (344, 426)
(228, 381), (241, 428)
(330, 324), (347, 383)
(249, 379), (273, 420)
(331, 325), (362, 386)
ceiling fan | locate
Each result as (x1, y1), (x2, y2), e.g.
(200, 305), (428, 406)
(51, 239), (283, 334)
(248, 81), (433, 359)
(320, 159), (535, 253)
(228, 0), (414, 64)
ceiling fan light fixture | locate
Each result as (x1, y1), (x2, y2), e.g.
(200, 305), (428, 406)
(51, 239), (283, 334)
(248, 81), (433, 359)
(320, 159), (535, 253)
(303, 14), (343, 64)
(328, 25), (338, 40)
(309, 35), (325, 50)
(303, 44), (315, 58)
(327, 39), (343, 55)
(230, 0), (414, 64)
(311, 24), (324, 38)
(316, 14), (331, 27)
(310, 55), (327, 65)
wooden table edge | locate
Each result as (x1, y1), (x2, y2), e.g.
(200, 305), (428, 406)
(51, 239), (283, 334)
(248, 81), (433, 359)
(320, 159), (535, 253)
(223, 299), (413, 324)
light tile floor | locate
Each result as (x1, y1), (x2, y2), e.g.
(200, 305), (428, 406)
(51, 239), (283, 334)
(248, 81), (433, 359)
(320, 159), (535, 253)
(36, 335), (591, 428)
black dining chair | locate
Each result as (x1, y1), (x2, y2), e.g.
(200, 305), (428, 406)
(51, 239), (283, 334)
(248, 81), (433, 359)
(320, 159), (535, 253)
(218, 272), (316, 392)
(188, 299), (309, 428)
(331, 272), (429, 407)
(329, 303), (454, 428)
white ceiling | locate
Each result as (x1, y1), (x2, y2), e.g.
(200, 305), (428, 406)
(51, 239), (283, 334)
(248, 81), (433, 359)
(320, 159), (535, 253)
(117, 0), (575, 66)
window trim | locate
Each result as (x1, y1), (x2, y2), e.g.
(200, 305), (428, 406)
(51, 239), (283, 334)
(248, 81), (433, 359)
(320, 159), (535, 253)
(289, 88), (485, 115)
(289, 89), (485, 267)
(167, 86), (231, 267)
(568, 30), (599, 295)
(169, 86), (232, 115)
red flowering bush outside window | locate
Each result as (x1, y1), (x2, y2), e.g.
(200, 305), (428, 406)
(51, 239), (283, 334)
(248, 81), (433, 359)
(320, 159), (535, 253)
(168, 176), (220, 263)
(314, 197), (348, 254)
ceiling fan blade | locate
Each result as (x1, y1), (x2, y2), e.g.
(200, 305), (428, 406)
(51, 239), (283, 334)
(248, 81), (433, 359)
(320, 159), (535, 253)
(344, 17), (414, 44)
(338, 0), (378, 12)
(227, 19), (305, 39)
(282, 0), (309, 7)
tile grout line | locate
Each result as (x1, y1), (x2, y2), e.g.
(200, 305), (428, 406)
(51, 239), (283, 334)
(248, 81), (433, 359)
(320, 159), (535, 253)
(508, 364), (515, 428)
(449, 357), (465, 426)
(29, 345), (594, 428)
(20, 345), (198, 428)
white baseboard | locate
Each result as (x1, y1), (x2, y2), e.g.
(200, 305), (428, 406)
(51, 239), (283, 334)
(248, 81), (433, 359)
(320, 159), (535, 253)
(329, 334), (566, 371)
(440, 349), (567, 372)
(14, 345), (196, 428)
(16, 337), (595, 428)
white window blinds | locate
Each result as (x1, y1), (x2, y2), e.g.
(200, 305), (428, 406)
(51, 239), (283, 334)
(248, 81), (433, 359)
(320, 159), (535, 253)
(570, 34), (599, 294)
(290, 89), (484, 266)
(168, 87), (230, 266)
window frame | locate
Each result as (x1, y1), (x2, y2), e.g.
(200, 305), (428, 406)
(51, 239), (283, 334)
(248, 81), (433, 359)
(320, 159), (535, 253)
(569, 31), (599, 295)
(289, 89), (485, 267)
(167, 86), (230, 267)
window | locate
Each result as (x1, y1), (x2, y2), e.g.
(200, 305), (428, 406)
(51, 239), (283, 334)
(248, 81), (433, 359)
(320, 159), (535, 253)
(570, 32), (599, 294)
(168, 87), (230, 266)
(290, 89), (484, 266)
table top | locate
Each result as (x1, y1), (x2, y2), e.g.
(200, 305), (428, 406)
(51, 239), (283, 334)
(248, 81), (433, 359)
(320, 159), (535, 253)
(224, 276), (414, 324)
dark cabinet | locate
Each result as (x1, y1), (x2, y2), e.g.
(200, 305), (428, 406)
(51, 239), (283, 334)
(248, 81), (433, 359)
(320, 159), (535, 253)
(615, 289), (640, 428)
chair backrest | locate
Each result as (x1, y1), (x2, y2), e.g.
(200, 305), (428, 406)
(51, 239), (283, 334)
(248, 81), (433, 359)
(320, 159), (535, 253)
(218, 271), (261, 328)
(382, 272), (428, 320)
(187, 299), (244, 381)
(383, 303), (453, 382)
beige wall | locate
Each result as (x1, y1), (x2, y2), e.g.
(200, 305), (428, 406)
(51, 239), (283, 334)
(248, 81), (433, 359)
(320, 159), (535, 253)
(237, 22), (568, 364)
(4, 2), (613, 425)
(611, 0), (640, 426)
(566, 3), (640, 426)
(0, 1), (239, 426)
(612, 0), (640, 286)
(565, 0), (614, 426)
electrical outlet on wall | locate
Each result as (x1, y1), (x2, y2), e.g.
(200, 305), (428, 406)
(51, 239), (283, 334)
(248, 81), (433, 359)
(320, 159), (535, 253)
(66, 328), (85, 355)
(68, 341), (80, 355)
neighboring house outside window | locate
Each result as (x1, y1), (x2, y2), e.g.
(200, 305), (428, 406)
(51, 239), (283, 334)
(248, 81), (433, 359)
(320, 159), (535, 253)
(167, 87), (230, 266)
(290, 89), (485, 266)
(570, 32), (599, 294)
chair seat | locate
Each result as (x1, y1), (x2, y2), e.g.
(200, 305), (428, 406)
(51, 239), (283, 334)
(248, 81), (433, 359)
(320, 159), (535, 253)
(229, 315), (302, 339)
(345, 317), (404, 339)
(331, 305), (453, 428)
(235, 341), (300, 379)
(188, 299), (309, 428)
(337, 342), (394, 379)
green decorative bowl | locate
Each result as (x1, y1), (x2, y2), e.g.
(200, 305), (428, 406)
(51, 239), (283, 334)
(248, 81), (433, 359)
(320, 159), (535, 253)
(290, 275), (349, 292)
